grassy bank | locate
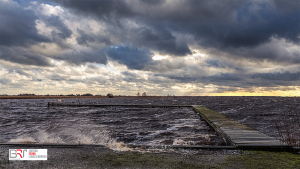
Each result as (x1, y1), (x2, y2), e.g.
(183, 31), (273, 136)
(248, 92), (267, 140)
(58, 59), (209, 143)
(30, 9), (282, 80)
(222, 151), (300, 169)
(86, 151), (300, 169)
(3, 150), (299, 169)
(69, 151), (300, 169)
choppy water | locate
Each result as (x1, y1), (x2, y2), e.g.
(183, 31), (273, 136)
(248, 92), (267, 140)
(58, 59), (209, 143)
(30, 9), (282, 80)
(0, 99), (225, 148)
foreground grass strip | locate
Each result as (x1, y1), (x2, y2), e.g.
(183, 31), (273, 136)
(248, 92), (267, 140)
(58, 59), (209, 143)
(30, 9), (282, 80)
(220, 151), (300, 169)
(81, 152), (218, 169)
(2, 150), (299, 168)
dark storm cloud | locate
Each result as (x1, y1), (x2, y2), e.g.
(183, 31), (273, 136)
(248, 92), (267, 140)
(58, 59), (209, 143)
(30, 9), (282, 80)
(51, 0), (134, 18)
(152, 69), (300, 88)
(52, 0), (299, 58)
(76, 29), (96, 45)
(217, 39), (300, 64)
(272, 0), (300, 12)
(133, 27), (192, 56)
(0, 46), (51, 66)
(251, 71), (300, 81)
(203, 73), (243, 82)
(76, 28), (111, 46)
(0, 0), (50, 47)
(184, 1), (300, 49)
(205, 60), (225, 68)
(139, 0), (166, 5)
(61, 50), (108, 65)
(155, 72), (243, 84)
(102, 46), (154, 70)
(44, 15), (72, 39)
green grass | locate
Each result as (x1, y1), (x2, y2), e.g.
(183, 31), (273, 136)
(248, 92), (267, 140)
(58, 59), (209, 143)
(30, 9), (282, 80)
(80, 151), (300, 169)
(2, 150), (299, 168)
(220, 151), (300, 169)
(81, 152), (216, 169)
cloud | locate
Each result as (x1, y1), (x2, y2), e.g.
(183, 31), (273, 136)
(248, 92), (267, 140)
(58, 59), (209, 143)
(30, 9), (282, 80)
(139, 0), (166, 5)
(102, 46), (154, 70)
(51, 0), (299, 56)
(251, 71), (300, 81)
(205, 60), (225, 68)
(0, 78), (11, 85)
(51, 0), (134, 18)
(0, 0), (300, 95)
(0, 0), (50, 47)
(203, 73), (243, 82)
(60, 50), (108, 65)
(0, 46), (52, 66)
(132, 27), (192, 56)
(76, 28), (111, 46)
(44, 14), (72, 39)
(216, 37), (300, 64)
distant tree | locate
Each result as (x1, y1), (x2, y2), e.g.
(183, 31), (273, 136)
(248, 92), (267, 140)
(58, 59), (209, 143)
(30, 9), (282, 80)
(137, 92), (140, 96)
(142, 92), (147, 96)
(107, 93), (113, 98)
(82, 93), (93, 96)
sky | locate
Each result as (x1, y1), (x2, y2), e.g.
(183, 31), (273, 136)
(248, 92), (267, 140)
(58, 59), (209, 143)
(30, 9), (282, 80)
(0, 0), (299, 96)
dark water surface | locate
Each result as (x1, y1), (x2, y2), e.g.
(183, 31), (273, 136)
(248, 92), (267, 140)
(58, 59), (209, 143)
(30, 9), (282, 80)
(0, 99), (225, 147)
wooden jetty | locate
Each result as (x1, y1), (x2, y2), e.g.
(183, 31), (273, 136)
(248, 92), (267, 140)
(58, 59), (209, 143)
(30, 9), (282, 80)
(192, 105), (292, 151)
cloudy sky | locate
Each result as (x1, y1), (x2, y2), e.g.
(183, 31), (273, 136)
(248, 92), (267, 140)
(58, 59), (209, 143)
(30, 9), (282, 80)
(0, 0), (299, 96)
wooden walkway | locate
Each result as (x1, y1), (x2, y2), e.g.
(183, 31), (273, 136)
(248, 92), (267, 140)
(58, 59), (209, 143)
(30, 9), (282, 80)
(192, 105), (292, 151)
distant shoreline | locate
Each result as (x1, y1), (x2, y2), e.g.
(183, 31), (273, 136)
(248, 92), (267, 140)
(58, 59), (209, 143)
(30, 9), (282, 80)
(0, 95), (291, 99)
(0, 96), (190, 99)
